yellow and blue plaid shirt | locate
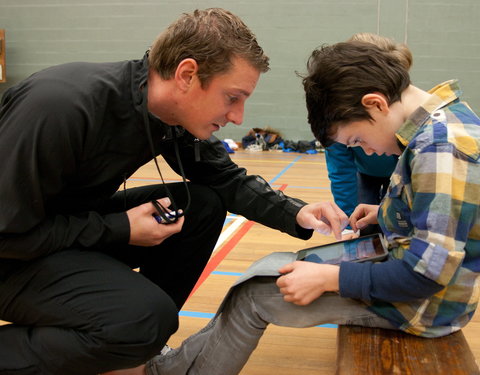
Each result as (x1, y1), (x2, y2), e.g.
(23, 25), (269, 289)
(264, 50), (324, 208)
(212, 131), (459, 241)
(372, 80), (480, 337)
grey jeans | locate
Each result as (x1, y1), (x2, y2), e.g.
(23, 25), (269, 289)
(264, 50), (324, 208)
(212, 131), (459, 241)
(146, 276), (396, 375)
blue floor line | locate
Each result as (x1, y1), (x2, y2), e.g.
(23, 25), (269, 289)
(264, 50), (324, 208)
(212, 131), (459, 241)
(179, 311), (215, 319)
(269, 155), (303, 184)
(211, 271), (243, 276)
(179, 310), (336, 328)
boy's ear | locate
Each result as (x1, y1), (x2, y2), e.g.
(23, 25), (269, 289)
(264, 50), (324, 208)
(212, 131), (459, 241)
(361, 93), (389, 114)
(174, 58), (198, 91)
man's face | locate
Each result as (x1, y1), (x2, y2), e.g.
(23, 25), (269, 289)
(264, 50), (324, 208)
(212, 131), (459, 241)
(176, 57), (260, 140)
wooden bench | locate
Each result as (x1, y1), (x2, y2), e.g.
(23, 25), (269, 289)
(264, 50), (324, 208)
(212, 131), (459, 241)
(336, 325), (480, 375)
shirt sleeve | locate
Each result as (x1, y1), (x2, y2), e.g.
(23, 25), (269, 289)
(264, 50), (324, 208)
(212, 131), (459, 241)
(382, 141), (478, 286)
(0, 81), (130, 261)
(339, 124), (480, 302)
(339, 259), (443, 302)
(161, 133), (313, 240)
(325, 143), (357, 216)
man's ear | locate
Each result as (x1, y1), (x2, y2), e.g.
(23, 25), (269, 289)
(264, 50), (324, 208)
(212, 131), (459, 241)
(174, 58), (198, 91)
(361, 93), (389, 115)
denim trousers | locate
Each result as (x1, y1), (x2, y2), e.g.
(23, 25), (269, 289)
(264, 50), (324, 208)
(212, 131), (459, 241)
(146, 276), (396, 375)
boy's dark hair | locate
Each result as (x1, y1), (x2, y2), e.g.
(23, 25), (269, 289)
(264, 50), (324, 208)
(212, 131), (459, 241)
(301, 41), (411, 146)
(149, 8), (270, 88)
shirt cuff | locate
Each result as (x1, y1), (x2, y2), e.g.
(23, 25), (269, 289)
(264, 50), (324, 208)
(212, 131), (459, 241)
(339, 261), (372, 300)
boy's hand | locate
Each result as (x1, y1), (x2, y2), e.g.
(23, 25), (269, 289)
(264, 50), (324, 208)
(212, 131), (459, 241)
(276, 261), (340, 305)
(349, 204), (379, 232)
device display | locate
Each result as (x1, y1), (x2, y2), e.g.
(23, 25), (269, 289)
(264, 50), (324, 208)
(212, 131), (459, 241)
(153, 211), (180, 224)
(296, 233), (388, 264)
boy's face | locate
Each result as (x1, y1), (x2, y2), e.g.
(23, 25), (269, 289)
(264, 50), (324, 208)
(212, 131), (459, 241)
(175, 57), (260, 140)
(334, 94), (406, 156)
(334, 118), (403, 156)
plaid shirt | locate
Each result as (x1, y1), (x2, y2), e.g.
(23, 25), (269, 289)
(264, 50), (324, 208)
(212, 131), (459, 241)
(372, 80), (480, 337)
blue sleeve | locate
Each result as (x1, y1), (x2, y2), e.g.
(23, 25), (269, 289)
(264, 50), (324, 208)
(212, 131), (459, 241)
(325, 143), (357, 216)
(339, 259), (444, 302)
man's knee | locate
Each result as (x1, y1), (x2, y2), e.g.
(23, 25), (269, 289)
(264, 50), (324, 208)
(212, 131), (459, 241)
(92, 287), (179, 364)
(189, 184), (226, 219)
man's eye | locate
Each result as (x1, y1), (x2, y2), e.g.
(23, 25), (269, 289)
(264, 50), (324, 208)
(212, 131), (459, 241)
(228, 96), (239, 104)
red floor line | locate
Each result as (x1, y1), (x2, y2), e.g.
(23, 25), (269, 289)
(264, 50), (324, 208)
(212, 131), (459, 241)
(187, 183), (288, 300)
(188, 220), (255, 299)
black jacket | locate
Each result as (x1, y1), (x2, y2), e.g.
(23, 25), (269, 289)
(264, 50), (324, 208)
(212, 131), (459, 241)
(0, 54), (312, 263)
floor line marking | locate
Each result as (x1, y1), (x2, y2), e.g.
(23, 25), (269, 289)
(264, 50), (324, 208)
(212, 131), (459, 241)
(178, 311), (337, 328)
(188, 184), (289, 300)
(269, 155), (303, 184)
(213, 216), (246, 251)
(211, 271), (243, 276)
(188, 220), (255, 299)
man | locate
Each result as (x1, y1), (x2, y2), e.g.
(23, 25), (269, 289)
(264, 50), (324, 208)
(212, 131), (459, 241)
(0, 8), (346, 375)
(147, 40), (480, 375)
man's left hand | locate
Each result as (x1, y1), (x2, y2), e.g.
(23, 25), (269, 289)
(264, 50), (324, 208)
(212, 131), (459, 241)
(296, 202), (348, 240)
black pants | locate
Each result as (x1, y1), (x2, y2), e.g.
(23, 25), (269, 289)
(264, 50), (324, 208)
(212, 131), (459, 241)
(0, 183), (226, 375)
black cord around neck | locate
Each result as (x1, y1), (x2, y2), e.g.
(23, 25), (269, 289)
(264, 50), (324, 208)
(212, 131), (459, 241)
(141, 83), (191, 223)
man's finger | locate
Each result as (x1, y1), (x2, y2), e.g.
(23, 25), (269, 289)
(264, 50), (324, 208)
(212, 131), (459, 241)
(321, 205), (344, 239)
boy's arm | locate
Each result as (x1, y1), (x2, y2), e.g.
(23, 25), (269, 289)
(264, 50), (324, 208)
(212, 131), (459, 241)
(340, 136), (479, 302)
(325, 143), (358, 217)
(339, 260), (443, 302)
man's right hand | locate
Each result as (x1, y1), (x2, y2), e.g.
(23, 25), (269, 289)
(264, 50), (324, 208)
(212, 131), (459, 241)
(126, 198), (184, 246)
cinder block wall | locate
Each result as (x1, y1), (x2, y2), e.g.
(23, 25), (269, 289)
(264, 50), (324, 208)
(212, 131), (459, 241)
(0, 0), (478, 141)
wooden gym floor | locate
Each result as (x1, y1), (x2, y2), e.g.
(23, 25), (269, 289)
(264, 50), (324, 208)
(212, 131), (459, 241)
(131, 149), (480, 374)
(1, 149), (479, 373)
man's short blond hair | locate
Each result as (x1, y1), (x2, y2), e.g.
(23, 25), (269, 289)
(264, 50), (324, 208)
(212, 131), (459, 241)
(149, 8), (270, 87)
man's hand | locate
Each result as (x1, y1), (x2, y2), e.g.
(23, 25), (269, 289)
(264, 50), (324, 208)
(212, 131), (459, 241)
(349, 204), (379, 232)
(127, 198), (184, 246)
(276, 261), (340, 305)
(296, 202), (348, 240)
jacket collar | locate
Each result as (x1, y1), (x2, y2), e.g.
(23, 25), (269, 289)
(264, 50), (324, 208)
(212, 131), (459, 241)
(131, 52), (188, 143)
(395, 80), (461, 148)
(131, 51), (150, 111)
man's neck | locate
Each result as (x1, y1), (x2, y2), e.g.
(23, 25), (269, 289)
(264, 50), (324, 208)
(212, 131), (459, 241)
(146, 68), (178, 126)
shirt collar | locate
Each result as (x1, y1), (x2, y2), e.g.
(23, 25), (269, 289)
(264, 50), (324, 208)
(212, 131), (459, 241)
(395, 80), (462, 147)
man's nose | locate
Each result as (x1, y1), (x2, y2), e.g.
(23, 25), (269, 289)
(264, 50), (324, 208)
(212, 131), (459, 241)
(226, 104), (244, 125)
